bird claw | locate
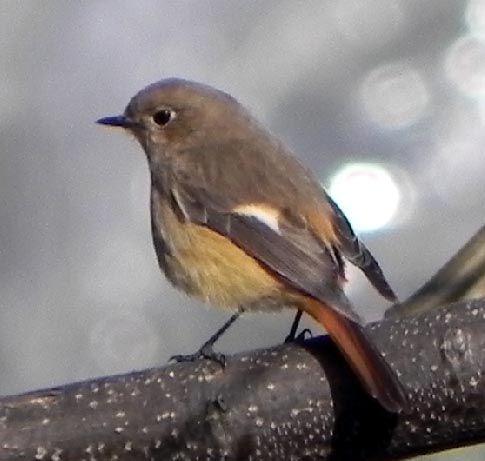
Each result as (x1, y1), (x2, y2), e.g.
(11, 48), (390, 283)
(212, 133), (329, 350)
(170, 345), (226, 368)
(285, 328), (313, 344)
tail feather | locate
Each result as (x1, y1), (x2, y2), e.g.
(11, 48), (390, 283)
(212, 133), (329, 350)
(303, 298), (408, 412)
(325, 191), (398, 302)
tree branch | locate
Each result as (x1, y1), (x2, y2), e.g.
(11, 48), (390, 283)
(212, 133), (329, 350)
(1, 296), (485, 460)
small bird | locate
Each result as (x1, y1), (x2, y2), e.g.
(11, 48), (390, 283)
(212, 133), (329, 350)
(97, 78), (408, 412)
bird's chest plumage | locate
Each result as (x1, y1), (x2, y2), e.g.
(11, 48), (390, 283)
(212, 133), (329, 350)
(150, 187), (294, 311)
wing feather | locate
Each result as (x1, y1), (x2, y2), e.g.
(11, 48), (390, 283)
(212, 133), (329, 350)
(324, 193), (398, 302)
(172, 182), (362, 323)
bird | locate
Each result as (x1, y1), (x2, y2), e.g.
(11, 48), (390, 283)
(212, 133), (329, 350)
(97, 78), (408, 412)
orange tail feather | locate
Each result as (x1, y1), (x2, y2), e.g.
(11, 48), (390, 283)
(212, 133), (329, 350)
(302, 298), (408, 412)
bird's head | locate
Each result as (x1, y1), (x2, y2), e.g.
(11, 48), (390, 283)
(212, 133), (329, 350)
(97, 78), (255, 162)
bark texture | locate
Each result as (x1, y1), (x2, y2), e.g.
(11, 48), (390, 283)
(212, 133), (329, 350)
(1, 297), (485, 460)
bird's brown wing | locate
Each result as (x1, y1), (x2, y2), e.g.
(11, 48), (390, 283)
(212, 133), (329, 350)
(170, 181), (408, 412)
(170, 181), (362, 324)
(324, 192), (398, 302)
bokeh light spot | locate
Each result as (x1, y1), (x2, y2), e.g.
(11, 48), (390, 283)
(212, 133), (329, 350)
(332, 0), (404, 48)
(445, 34), (485, 97)
(328, 163), (400, 233)
(360, 62), (429, 129)
(466, 0), (485, 39)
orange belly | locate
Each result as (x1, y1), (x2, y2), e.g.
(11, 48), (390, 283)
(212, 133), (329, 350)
(151, 190), (293, 311)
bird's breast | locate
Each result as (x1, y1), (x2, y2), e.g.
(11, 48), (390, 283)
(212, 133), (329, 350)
(150, 188), (294, 311)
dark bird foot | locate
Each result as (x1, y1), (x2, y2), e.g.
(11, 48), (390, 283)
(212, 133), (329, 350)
(170, 311), (242, 368)
(285, 328), (313, 344)
(285, 310), (313, 343)
(170, 344), (226, 367)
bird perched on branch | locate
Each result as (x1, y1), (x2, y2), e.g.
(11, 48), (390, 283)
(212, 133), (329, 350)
(97, 78), (408, 412)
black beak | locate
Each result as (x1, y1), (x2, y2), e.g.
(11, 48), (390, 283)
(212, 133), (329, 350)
(96, 115), (130, 128)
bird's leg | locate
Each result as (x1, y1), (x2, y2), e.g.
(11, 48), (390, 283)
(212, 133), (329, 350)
(285, 310), (303, 342)
(285, 309), (312, 343)
(170, 309), (243, 367)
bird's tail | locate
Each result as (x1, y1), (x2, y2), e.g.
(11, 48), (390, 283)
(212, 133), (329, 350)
(302, 298), (408, 413)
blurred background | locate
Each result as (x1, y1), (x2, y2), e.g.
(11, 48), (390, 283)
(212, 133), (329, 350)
(1, 1), (484, 458)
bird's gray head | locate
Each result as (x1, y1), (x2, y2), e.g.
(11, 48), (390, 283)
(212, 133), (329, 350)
(97, 78), (254, 157)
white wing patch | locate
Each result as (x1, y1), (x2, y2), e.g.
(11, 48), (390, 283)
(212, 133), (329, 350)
(233, 204), (281, 234)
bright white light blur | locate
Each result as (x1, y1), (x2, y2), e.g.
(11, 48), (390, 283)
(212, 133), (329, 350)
(332, 0), (404, 48)
(466, 0), (485, 38)
(328, 163), (400, 233)
(360, 62), (429, 129)
(445, 34), (485, 97)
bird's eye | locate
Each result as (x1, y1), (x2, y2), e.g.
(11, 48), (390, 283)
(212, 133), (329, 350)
(152, 109), (174, 127)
